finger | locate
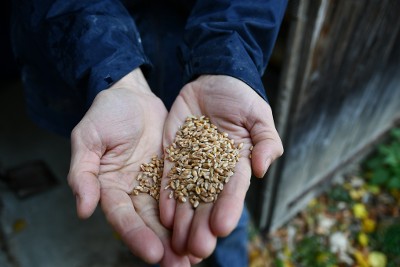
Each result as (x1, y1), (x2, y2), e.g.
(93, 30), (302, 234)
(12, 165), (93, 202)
(160, 95), (199, 228)
(159, 159), (177, 229)
(68, 169), (100, 219)
(159, 237), (191, 267)
(131, 194), (168, 238)
(131, 195), (191, 267)
(251, 138), (282, 178)
(189, 254), (203, 265)
(68, 133), (101, 219)
(247, 105), (283, 178)
(171, 202), (195, 254)
(187, 204), (217, 258)
(210, 159), (251, 237)
(102, 189), (164, 264)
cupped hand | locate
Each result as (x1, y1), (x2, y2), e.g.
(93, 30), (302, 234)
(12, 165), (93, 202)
(67, 69), (190, 266)
(159, 75), (283, 259)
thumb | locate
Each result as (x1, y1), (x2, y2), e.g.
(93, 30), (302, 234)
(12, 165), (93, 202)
(68, 129), (101, 219)
(248, 107), (283, 178)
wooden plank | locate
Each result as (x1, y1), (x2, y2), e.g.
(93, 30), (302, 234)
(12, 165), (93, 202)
(254, 0), (400, 231)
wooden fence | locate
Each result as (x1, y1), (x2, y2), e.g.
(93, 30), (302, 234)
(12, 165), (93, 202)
(248, 0), (400, 231)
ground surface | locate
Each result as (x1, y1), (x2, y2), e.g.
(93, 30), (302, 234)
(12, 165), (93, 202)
(2, 82), (399, 267)
(248, 129), (400, 267)
(0, 83), (152, 267)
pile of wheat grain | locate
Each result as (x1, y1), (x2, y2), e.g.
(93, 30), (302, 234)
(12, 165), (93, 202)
(131, 115), (245, 209)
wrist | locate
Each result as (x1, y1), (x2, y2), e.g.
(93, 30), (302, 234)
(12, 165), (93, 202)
(194, 74), (250, 91)
(109, 68), (152, 95)
(196, 74), (242, 84)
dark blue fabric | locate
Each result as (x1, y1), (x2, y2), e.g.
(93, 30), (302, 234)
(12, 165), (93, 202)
(180, 0), (287, 101)
(12, 0), (151, 136)
(207, 206), (250, 267)
(11, 0), (287, 136)
(11, 1), (286, 264)
(0, 0), (19, 83)
(152, 206), (249, 267)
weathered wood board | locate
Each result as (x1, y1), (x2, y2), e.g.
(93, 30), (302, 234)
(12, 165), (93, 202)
(248, 0), (400, 231)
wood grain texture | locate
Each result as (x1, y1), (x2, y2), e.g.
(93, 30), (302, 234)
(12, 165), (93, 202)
(250, 0), (400, 231)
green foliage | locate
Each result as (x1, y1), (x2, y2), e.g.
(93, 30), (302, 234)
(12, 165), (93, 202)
(328, 185), (353, 203)
(370, 222), (400, 267)
(274, 258), (284, 267)
(364, 128), (400, 190)
(291, 235), (337, 267)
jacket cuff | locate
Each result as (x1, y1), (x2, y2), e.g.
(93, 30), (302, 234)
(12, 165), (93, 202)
(87, 48), (151, 105)
(180, 32), (268, 102)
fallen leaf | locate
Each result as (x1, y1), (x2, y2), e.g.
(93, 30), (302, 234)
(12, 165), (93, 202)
(353, 250), (369, 267)
(350, 189), (362, 200)
(308, 198), (318, 208)
(329, 232), (350, 254)
(358, 232), (369, 247)
(367, 185), (381, 195)
(317, 214), (336, 234)
(362, 218), (377, 233)
(368, 251), (387, 267)
(12, 218), (27, 233)
(353, 203), (369, 219)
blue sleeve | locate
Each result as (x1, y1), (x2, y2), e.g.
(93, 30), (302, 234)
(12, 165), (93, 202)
(180, 0), (288, 101)
(15, 0), (150, 104)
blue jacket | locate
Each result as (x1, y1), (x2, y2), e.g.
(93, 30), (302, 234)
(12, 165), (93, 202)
(11, 0), (287, 136)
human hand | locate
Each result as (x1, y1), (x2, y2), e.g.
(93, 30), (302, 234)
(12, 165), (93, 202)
(159, 75), (283, 259)
(67, 69), (190, 266)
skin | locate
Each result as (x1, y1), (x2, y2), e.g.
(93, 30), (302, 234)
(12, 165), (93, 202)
(67, 69), (190, 266)
(68, 69), (283, 265)
(159, 75), (284, 259)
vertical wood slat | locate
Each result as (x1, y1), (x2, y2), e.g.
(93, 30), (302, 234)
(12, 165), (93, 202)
(257, 0), (400, 231)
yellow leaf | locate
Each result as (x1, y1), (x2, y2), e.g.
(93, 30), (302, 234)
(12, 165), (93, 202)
(362, 218), (377, 233)
(112, 231), (121, 240)
(13, 218), (27, 233)
(390, 189), (400, 201)
(343, 182), (353, 191)
(358, 232), (369, 247)
(249, 249), (261, 262)
(283, 260), (295, 267)
(353, 250), (370, 267)
(249, 257), (266, 267)
(353, 203), (368, 219)
(350, 189), (362, 200)
(317, 252), (332, 264)
(308, 198), (317, 208)
(368, 251), (387, 267)
(283, 246), (292, 258)
(366, 185), (380, 195)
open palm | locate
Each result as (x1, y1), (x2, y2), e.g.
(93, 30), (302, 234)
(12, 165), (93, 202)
(67, 70), (189, 266)
(159, 75), (283, 259)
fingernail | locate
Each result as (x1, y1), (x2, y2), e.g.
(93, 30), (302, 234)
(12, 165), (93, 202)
(260, 157), (272, 178)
